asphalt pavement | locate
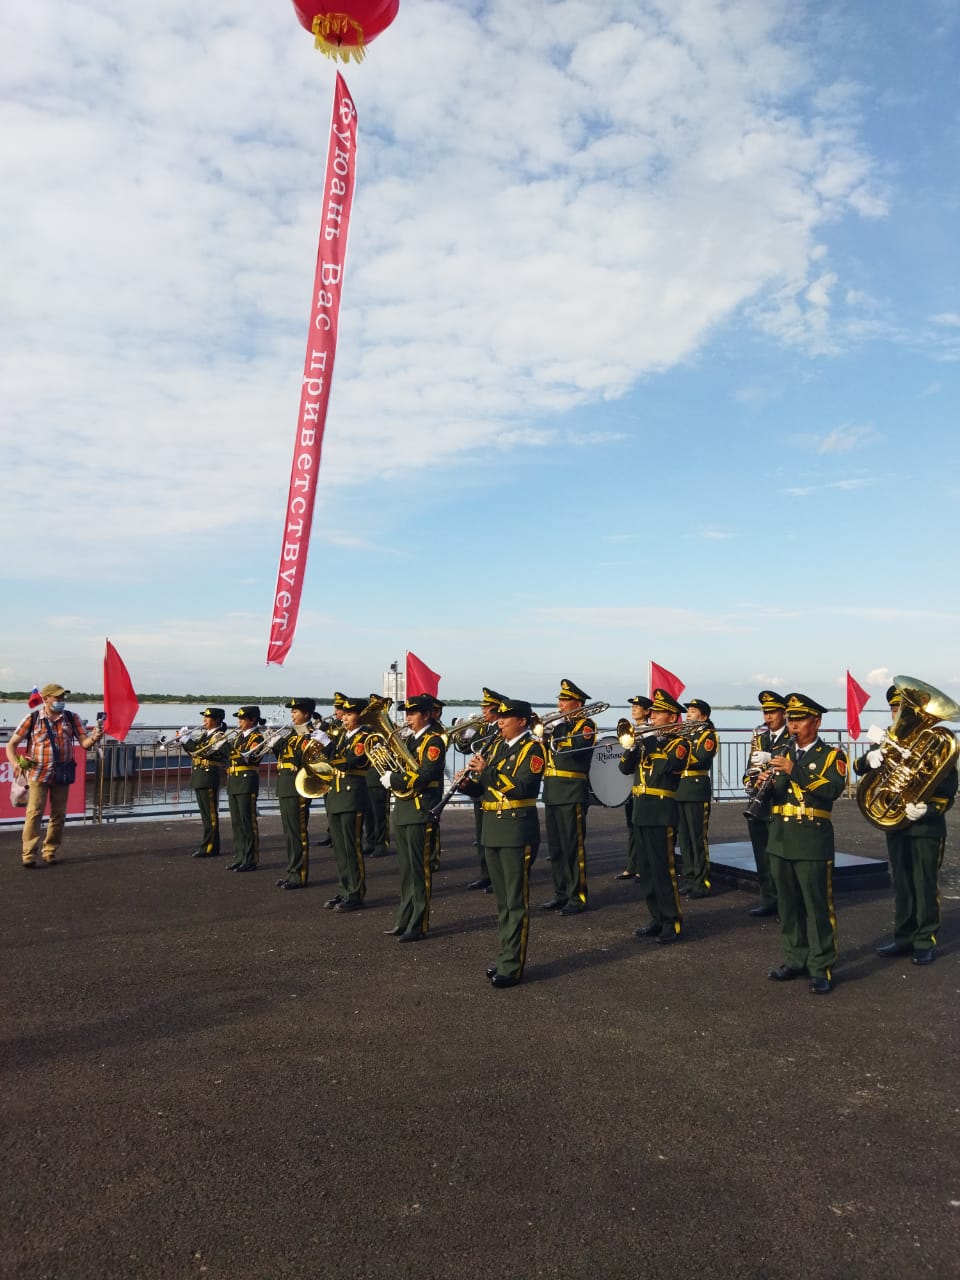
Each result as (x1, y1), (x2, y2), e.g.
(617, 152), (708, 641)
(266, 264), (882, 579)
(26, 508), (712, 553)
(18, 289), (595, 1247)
(2, 801), (958, 1280)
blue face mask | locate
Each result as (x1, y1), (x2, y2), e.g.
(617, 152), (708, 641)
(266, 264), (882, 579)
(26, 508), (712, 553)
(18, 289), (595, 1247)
(52, 700), (66, 713)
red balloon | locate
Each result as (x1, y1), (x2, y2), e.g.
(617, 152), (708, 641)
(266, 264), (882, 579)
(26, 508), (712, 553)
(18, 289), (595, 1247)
(292, 1), (399, 61)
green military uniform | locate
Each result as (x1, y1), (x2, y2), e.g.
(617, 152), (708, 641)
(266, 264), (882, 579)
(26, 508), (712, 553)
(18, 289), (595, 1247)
(542, 679), (596, 914)
(767, 694), (848, 986)
(274, 700), (315, 889)
(461, 699), (545, 984)
(182, 707), (227, 858)
(383, 697), (446, 939)
(855, 686), (957, 960)
(466, 688), (505, 890)
(225, 706), (264, 872)
(363, 760), (390, 856)
(321, 699), (370, 910)
(618, 689), (688, 941)
(675, 700), (718, 897)
(743, 691), (791, 912)
(618, 696), (652, 879)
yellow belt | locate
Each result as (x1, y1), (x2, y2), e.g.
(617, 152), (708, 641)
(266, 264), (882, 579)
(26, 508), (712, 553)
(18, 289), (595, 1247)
(544, 768), (587, 779)
(772, 804), (831, 821)
(632, 786), (674, 799)
(277, 765), (297, 771)
(227, 766), (256, 775)
(482, 798), (537, 814)
(681, 770), (709, 777)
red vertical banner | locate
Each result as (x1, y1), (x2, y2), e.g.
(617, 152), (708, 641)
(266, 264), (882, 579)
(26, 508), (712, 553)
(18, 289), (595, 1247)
(267, 72), (358, 665)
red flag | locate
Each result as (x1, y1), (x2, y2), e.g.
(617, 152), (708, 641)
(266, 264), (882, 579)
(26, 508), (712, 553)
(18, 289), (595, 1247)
(27, 685), (43, 708)
(846, 670), (870, 741)
(649, 661), (685, 702)
(267, 73), (359, 665)
(103, 640), (139, 742)
(406, 651), (441, 699)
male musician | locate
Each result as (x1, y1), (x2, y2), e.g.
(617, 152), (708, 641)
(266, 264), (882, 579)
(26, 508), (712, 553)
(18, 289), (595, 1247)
(465, 687), (505, 891)
(764, 693), (848, 994)
(617, 688), (688, 943)
(460, 698), (546, 988)
(362, 695), (391, 860)
(856, 685), (957, 966)
(274, 697), (316, 890)
(314, 695), (370, 911)
(225, 706), (265, 872)
(742, 691), (789, 916)
(675, 698), (718, 898)
(427, 696), (447, 871)
(617, 695), (652, 880)
(380, 694), (446, 941)
(540, 678), (597, 915)
(181, 706), (226, 858)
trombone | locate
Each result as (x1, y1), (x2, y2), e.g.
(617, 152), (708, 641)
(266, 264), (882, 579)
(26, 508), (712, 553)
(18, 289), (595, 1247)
(532, 701), (610, 740)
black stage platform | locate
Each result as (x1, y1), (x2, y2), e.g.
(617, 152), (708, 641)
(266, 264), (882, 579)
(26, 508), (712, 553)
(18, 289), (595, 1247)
(711, 840), (890, 889)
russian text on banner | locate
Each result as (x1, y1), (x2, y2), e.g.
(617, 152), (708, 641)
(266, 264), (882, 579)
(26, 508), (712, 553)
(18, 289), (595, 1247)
(267, 73), (358, 665)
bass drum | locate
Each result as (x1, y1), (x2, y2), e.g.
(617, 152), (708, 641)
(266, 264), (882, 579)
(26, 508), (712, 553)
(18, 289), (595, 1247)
(588, 736), (632, 807)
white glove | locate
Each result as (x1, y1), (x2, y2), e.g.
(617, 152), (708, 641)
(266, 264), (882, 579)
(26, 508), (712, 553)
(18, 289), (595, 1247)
(904, 801), (927, 821)
(379, 773), (393, 791)
(178, 725), (191, 738)
(866, 724), (886, 746)
(311, 730), (331, 747)
(866, 749), (883, 769)
(750, 750), (771, 768)
(460, 726), (477, 742)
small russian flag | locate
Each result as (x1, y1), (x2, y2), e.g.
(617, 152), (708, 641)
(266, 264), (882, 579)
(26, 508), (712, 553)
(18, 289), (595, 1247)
(28, 686), (43, 708)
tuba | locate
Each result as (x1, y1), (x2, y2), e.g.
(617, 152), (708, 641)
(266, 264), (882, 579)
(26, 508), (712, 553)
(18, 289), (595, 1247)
(856, 675), (960, 831)
(358, 694), (421, 799)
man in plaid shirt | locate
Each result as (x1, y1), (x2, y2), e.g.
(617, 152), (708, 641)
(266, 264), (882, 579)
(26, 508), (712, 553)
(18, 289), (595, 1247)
(5, 682), (103, 867)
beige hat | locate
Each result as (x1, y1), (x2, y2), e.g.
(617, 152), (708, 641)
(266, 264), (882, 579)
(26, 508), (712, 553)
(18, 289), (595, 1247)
(40, 682), (69, 698)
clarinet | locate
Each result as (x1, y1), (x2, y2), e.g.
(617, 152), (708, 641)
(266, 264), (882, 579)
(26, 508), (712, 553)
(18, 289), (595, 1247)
(428, 728), (499, 821)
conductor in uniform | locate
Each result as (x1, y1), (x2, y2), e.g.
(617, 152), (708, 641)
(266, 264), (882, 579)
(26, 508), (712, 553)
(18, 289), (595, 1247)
(617, 688), (688, 944)
(460, 698), (546, 988)
(380, 694), (446, 941)
(541, 678), (597, 915)
(764, 693), (848, 994)
(742, 690), (790, 917)
(856, 684), (957, 966)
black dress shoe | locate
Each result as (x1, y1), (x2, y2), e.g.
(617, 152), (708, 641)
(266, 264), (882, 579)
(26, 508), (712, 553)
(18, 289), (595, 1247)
(316, 834), (333, 847)
(614, 870), (633, 880)
(876, 941), (913, 957)
(22, 861), (38, 870)
(490, 974), (520, 989)
(688, 888), (709, 900)
(191, 849), (208, 858)
(323, 895), (343, 909)
(226, 861), (241, 870)
(485, 965), (498, 978)
(235, 864), (257, 873)
(656, 931), (679, 946)
(560, 904), (586, 916)
(278, 881), (299, 890)
(398, 931), (424, 943)
(768, 964), (806, 981)
(467, 878), (492, 890)
(483, 885), (494, 894)
(808, 975), (832, 994)
(383, 926), (404, 936)
(912, 949), (936, 966)
(334, 899), (362, 912)
(633, 923), (662, 938)
(540, 898), (566, 911)
(749, 903), (778, 918)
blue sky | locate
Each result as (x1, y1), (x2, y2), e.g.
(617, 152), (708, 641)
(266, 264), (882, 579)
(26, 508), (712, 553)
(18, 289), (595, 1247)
(2, 0), (958, 707)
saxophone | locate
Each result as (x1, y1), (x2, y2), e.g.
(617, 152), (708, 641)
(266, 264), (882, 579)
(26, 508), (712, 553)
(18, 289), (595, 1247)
(856, 676), (960, 831)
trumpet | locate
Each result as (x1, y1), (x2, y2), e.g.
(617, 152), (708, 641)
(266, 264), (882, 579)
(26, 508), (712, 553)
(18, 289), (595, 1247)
(615, 717), (705, 750)
(241, 723), (295, 764)
(532, 701), (610, 740)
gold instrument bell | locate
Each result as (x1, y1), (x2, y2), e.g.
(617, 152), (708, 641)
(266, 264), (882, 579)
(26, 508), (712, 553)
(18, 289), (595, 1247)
(294, 739), (338, 798)
(856, 675), (960, 831)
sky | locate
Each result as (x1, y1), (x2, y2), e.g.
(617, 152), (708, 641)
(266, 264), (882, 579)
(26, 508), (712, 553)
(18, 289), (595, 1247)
(2, 0), (959, 709)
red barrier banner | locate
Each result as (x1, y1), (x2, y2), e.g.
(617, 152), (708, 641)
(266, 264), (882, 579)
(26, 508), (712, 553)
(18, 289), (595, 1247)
(267, 72), (358, 665)
(0, 746), (87, 824)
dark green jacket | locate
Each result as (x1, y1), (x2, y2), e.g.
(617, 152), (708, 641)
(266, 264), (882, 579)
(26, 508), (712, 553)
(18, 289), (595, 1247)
(185, 729), (227, 790)
(462, 732), (545, 848)
(542, 715), (596, 805)
(323, 727), (369, 814)
(386, 728), (446, 826)
(225, 728), (263, 796)
(274, 729), (307, 800)
(767, 738), (848, 860)
(618, 731), (688, 827)
(742, 724), (791, 820)
(674, 723), (718, 802)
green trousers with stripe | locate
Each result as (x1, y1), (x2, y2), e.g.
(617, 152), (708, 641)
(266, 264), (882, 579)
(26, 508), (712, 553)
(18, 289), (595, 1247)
(769, 855), (837, 978)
